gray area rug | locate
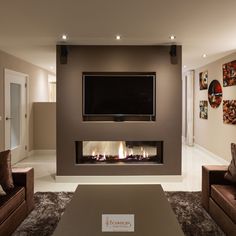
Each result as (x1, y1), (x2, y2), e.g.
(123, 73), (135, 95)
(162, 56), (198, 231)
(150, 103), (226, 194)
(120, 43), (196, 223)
(12, 191), (225, 236)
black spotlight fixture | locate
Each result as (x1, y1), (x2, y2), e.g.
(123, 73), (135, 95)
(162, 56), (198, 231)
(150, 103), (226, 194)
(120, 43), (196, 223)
(169, 45), (177, 64)
(60, 45), (68, 64)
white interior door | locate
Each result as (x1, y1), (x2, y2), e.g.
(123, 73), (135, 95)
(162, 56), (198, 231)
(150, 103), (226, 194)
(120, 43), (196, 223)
(4, 69), (28, 164)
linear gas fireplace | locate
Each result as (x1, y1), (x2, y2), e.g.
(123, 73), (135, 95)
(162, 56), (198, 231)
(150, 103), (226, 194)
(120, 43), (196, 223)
(75, 141), (163, 164)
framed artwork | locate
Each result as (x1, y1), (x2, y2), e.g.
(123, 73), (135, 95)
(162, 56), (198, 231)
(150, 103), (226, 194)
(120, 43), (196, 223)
(222, 60), (236, 87)
(208, 80), (222, 108)
(199, 101), (208, 119)
(199, 71), (208, 90)
(223, 100), (236, 125)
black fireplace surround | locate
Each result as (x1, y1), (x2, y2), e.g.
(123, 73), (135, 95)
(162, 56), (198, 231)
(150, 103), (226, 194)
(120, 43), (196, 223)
(75, 141), (163, 164)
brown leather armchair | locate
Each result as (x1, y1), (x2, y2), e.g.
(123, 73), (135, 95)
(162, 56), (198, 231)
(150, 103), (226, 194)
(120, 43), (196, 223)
(0, 167), (34, 236)
(202, 165), (236, 236)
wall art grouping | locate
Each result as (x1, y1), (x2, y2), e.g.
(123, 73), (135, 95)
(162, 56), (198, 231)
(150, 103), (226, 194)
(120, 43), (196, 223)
(208, 80), (222, 108)
(199, 71), (208, 90)
(223, 100), (236, 125)
(199, 101), (208, 119)
(199, 60), (236, 124)
(222, 60), (236, 87)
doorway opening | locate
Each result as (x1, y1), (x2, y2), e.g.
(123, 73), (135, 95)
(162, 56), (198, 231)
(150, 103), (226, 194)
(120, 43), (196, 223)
(4, 69), (29, 164)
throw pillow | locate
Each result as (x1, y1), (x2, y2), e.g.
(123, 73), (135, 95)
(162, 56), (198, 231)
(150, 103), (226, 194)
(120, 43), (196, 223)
(224, 143), (236, 183)
(0, 185), (6, 196)
(0, 150), (14, 192)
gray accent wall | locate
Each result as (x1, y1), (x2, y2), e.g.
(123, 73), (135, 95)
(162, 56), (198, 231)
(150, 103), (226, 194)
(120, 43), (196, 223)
(56, 45), (182, 175)
(33, 102), (56, 150)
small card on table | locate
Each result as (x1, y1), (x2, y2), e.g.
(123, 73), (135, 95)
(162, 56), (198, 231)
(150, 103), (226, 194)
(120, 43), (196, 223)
(102, 214), (135, 232)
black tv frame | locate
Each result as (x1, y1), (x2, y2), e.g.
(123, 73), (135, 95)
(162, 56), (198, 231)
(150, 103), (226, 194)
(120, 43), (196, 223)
(82, 72), (156, 122)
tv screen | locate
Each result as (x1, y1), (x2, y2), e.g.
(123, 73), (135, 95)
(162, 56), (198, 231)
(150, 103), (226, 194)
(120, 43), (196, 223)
(83, 73), (156, 117)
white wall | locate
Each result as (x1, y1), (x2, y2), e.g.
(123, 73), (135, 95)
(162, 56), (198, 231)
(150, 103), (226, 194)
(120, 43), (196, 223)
(0, 49), (54, 151)
(194, 52), (236, 161)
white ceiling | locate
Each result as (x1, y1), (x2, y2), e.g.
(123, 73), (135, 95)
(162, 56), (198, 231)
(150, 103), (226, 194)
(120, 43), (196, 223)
(1, 0), (236, 73)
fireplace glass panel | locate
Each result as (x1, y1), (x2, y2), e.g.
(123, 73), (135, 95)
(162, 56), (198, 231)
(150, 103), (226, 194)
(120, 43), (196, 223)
(76, 141), (163, 164)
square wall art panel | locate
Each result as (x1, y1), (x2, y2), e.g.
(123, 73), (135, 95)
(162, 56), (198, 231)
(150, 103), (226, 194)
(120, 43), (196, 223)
(223, 100), (236, 125)
(222, 60), (236, 87)
(199, 71), (208, 90)
(200, 100), (208, 119)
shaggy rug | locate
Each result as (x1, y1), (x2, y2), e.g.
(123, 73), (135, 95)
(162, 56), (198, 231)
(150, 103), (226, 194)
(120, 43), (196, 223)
(12, 191), (225, 236)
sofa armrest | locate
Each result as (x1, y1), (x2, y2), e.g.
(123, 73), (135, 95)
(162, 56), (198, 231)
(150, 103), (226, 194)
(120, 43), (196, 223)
(12, 167), (34, 213)
(202, 165), (229, 211)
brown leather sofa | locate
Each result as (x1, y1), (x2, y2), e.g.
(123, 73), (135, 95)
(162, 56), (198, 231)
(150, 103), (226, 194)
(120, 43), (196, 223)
(0, 167), (34, 236)
(202, 165), (236, 236)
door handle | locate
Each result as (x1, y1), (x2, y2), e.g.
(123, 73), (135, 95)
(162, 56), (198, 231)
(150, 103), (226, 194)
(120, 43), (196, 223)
(6, 117), (12, 120)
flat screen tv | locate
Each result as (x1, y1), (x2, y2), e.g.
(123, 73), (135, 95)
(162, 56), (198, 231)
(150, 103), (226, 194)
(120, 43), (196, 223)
(83, 72), (156, 120)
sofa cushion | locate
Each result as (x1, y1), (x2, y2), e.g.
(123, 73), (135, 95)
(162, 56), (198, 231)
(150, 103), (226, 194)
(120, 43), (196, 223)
(0, 187), (25, 224)
(0, 185), (6, 196)
(0, 150), (14, 192)
(225, 143), (236, 183)
(211, 184), (236, 223)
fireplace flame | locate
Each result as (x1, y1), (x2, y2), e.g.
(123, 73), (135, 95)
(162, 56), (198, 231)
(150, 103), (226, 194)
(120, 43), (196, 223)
(100, 154), (106, 161)
(92, 150), (95, 156)
(143, 150), (146, 158)
(118, 142), (126, 159)
(129, 149), (134, 156)
(142, 150), (149, 158)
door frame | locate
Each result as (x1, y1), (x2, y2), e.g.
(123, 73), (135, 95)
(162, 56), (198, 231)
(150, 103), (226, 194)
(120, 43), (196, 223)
(185, 70), (194, 146)
(4, 68), (30, 160)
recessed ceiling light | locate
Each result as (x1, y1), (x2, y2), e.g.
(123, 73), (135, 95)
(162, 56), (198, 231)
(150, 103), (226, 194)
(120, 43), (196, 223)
(50, 66), (54, 70)
(169, 35), (176, 40)
(202, 54), (207, 58)
(116, 35), (121, 40)
(183, 65), (187, 68)
(61, 34), (68, 40)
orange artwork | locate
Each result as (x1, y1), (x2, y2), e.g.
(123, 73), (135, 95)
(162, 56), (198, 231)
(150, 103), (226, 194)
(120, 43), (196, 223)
(223, 60), (236, 87)
(199, 71), (208, 90)
(208, 80), (222, 108)
(223, 100), (236, 125)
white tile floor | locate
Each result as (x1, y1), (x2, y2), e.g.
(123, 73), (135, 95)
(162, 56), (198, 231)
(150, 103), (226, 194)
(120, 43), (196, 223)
(14, 144), (229, 192)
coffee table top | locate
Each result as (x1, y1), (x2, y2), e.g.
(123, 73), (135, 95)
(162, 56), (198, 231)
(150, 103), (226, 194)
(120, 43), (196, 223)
(53, 184), (184, 236)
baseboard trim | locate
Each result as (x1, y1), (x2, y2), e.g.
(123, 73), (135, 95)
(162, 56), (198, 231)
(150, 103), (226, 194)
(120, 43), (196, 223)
(29, 150), (56, 156)
(194, 144), (229, 165)
(55, 175), (183, 183)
